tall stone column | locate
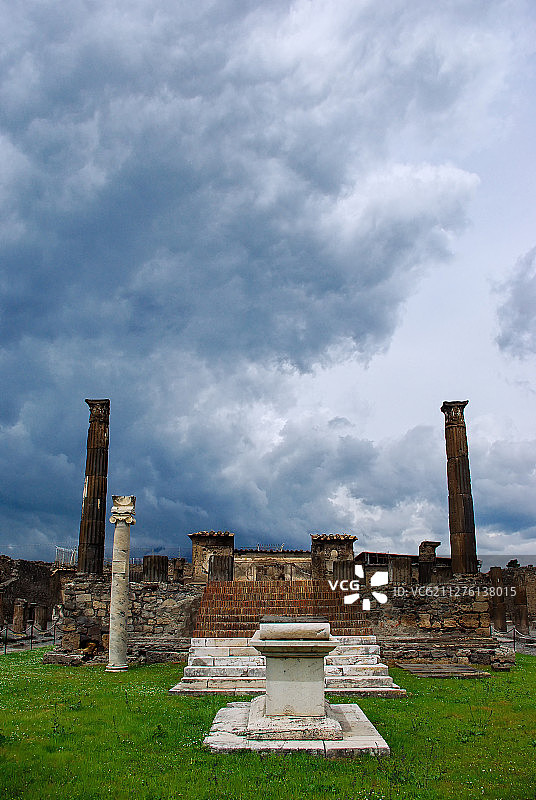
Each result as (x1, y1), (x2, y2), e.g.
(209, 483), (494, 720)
(77, 399), (110, 574)
(106, 496), (135, 672)
(440, 401), (478, 575)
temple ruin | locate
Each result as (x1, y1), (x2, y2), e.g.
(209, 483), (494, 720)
(1, 397), (528, 673)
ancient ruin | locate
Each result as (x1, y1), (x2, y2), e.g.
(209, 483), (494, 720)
(441, 400), (478, 575)
(106, 496), (135, 672)
(203, 616), (390, 756)
(5, 396), (522, 675)
(77, 399), (110, 575)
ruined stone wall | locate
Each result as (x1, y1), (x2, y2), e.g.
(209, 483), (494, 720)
(0, 557), (58, 621)
(58, 575), (203, 654)
(366, 576), (492, 638)
(233, 552), (312, 581)
(488, 566), (536, 621)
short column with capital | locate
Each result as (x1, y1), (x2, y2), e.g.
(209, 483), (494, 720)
(106, 496), (135, 672)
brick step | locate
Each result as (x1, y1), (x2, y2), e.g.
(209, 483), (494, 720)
(193, 579), (374, 637)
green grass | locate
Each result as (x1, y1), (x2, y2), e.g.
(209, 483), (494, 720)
(1, 649), (535, 800)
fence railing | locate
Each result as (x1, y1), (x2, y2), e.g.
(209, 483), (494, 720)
(1, 621), (58, 655)
(492, 623), (536, 651)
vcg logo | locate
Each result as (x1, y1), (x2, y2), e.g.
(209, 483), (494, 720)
(328, 565), (389, 610)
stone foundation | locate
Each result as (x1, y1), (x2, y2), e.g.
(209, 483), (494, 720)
(44, 574), (203, 665)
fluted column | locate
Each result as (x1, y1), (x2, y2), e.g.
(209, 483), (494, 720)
(77, 399), (110, 574)
(441, 401), (478, 575)
(106, 496), (135, 672)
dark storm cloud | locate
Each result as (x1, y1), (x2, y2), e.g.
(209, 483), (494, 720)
(0, 1), (531, 558)
(496, 247), (536, 357)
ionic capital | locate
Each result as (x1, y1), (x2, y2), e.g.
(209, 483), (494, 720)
(110, 495), (136, 525)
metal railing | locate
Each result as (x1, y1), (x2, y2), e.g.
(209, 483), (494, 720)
(1, 621), (57, 655)
(492, 623), (536, 651)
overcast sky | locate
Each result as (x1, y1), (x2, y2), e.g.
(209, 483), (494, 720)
(1, 0), (535, 564)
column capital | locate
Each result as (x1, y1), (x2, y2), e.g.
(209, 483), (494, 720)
(86, 399), (110, 422)
(110, 495), (136, 525)
(440, 400), (468, 426)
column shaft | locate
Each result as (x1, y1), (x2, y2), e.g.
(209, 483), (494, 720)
(106, 496), (135, 672)
(441, 401), (478, 575)
(77, 399), (110, 574)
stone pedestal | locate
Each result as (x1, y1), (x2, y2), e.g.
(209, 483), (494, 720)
(203, 616), (391, 756)
(106, 496), (135, 672)
(251, 618), (337, 719)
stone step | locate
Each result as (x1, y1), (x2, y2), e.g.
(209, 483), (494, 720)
(325, 675), (396, 688)
(325, 664), (389, 676)
(183, 663), (389, 679)
(189, 654), (380, 667)
(325, 655), (379, 665)
(183, 666), (266, 678)
(190, 637), (380, 647)
(175, 674), (398, 690)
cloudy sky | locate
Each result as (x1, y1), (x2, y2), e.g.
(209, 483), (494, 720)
(1, 0), (535, 564)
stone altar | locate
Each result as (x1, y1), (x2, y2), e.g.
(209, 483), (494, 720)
(203, 616), (390, 756)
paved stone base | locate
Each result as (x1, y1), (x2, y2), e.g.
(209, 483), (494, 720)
(247, 696), (343, 740)
(203, 701), (390, 757)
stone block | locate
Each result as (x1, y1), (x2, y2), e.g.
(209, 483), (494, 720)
(42, 652), (83, 666)
(417, 614), (431, 628)
(460, 613), (480, 628)
(61, 632), (80, 651)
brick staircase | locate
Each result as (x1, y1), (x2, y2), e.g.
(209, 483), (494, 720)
(193, 580), (373, 637)
(170, 580), (405, 697)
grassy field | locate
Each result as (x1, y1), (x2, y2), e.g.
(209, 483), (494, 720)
(1, 649), (535, 800)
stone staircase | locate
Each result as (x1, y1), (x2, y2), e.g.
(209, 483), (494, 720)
(169, 581), (405, 696)
(192, 580), (373, 637)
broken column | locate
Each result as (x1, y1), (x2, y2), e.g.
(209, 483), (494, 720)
(489, 567), (507, 632)
(440, 401), (478, 575)
(34, 604), (49, 631)
(142, 555), (169, 582)
(12, 599), (28, 633)
(418, 541), (441, 584)
(513, 585), (530, 635)
(77, 399), (110, 575)
(106, 496), (135, 672)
